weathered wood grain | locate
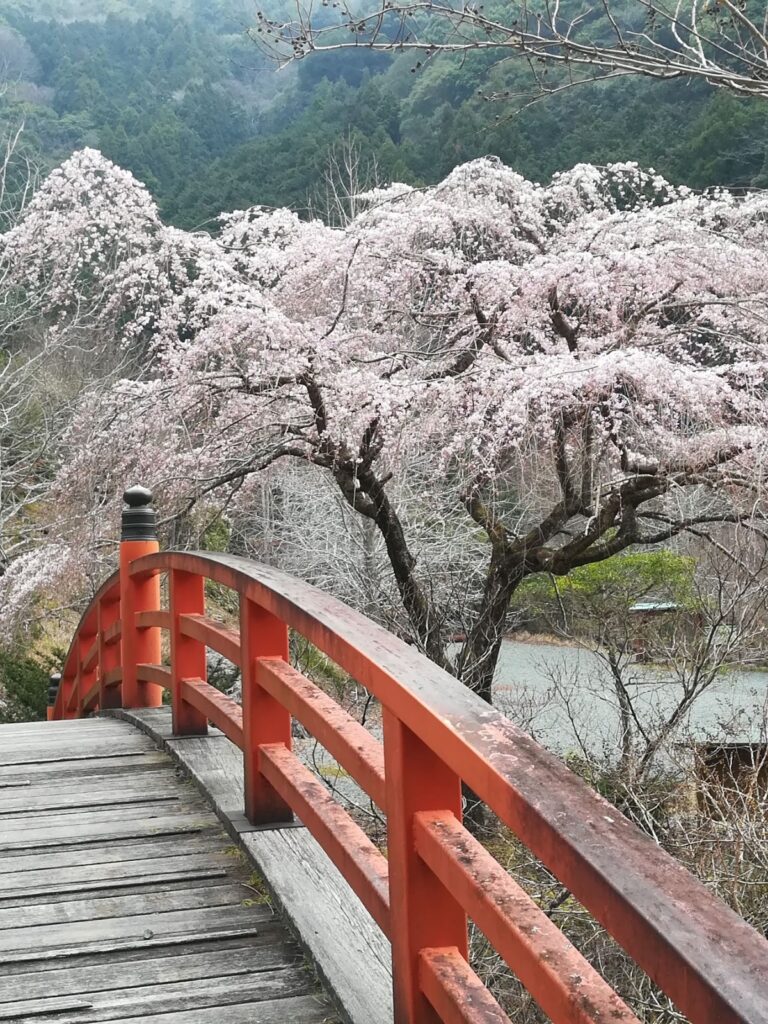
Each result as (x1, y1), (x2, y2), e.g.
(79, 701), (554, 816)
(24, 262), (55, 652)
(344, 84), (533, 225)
(112, 707), (394, 1024)
(0, 815), (220, 852)
(0, 996), (96, 1019)
(0, 882), (249, 931)
(0, 799), (205, 833)
(0, 850), (232, 894)
(0, 778), (183, 813)
(0, 743), (155, 766)
(0, 834), (228, 875)
(0, 724), (133, 745)
(0, 751), (171, 782)
(0, 869), (230, 907)
(102, 994), (335, 1024)
(0, 926), (268, 968)
(0, 965), (317, 1022)
(0, 925), (282, 976)
(0, 721), (131, 741)
(0, 891), (271, 956)
(0, 712), (338, 1023)
(0, 942), (300, 1001)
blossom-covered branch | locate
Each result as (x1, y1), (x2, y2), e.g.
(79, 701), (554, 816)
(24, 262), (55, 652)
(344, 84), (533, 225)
(3, 150), (768, 702)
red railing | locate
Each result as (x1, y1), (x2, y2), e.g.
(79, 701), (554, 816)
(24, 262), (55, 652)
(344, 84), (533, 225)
(51, 492), (768, 1024)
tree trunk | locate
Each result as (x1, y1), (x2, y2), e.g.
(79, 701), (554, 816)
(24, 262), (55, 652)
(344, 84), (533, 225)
(455, 554), (525, 835)
(607, 646), (635, 781)
(456, 552), (525, 703)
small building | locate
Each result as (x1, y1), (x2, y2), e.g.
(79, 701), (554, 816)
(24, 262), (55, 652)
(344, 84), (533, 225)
(628, 599), (702, 661)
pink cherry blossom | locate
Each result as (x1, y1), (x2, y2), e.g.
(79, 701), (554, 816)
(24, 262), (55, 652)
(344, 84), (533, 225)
(2, 150), (767, 694)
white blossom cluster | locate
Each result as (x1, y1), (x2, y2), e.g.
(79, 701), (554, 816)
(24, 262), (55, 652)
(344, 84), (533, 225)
(2, 148), (768, 633)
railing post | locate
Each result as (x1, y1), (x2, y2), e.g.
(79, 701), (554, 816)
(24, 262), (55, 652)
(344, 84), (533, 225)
(57, 671), (76, 720)
(169, 569), (208, 735)
(46, 673), (60, 721)
(239, 596), (292, 824)
(120, 486), (162, 708)
(98, 594), (121, 710)
(77, 628), (96, 717)
(382, 708), (468, 1024)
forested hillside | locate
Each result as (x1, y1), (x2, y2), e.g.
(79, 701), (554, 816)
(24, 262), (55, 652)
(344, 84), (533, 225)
(0, 0), (766, 228)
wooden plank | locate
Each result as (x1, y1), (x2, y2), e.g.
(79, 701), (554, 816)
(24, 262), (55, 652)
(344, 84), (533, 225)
(0, 808), (207, 839)
(0, 799), (205, 832)
(0, 786), (182, 815)
(0, 926), (282, 976)
(0, 904), (271, 955)
(0, 728), (150, 748)
(0, 927), (277, 975)
(0, 850), (233, 894)
(0, 869), (230, 906)
(0, 966), (317, 1022)
(0, 721), (132, 739)
(0, 724), (134, 744)
(1, 764), (179, 792)
(111, 707), (393, 1024)
(0, 884), (249, 932)
(0, 786), (202, 819)
(0, 813), (221, 852)
(0, 835), (229, 875)
(65, 994), (334, 1024)
(0, 743), (154, 766)
(0, 752), (171, 782)
(0, 942), (301, 1001)
(0, 996), (95, 1018)
(246, 828), (393, 1024)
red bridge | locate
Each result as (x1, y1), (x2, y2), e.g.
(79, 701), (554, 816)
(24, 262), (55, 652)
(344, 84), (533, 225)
(4, 487), (767, 1023)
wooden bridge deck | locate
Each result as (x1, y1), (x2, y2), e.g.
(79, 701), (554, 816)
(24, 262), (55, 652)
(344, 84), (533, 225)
(0, 716), (335, 1024)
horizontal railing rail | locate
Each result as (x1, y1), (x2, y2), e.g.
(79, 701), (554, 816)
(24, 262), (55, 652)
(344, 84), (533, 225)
(50, 489), (768, 1024)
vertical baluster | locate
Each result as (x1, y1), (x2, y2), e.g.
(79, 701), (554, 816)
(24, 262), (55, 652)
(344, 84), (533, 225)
(120, 486), (162, 708)
(78, 630), (97, 717)
(383, 709), (467, 1024)
(170, 568), (208, 735)
(239, 595), (292, 824)
(98, 594), (121, 710)
(58, 670), (76, 720)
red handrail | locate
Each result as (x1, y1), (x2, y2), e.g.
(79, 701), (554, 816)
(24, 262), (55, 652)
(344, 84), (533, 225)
(51, 538), (768, 1024)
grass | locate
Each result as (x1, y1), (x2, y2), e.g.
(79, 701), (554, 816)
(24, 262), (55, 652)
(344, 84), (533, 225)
(241, 871), (273, 908)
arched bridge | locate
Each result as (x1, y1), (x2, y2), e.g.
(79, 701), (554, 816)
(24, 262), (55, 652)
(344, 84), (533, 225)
(2, 488), (767, 1024)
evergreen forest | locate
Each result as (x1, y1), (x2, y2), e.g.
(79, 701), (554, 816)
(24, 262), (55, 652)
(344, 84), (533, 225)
(0, 0), (767, 229)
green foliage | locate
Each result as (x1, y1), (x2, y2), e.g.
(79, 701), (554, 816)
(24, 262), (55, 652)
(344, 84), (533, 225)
(201, 516), (231, 553)
(517, 551), (696, 606)
(0, 3), (264, 221)
(555, 551), (694, 603)
(0, 645), (62, 723)
(291, 635), (351, 704)
(512, 551), (698, 640)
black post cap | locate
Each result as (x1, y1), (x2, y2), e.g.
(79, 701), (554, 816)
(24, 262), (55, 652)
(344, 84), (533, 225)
(48, 673), (61, 706)
(121, 485), (157, 542)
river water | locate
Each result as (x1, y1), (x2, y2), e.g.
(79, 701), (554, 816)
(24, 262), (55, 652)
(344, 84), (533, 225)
(493, 640), (768, 758)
